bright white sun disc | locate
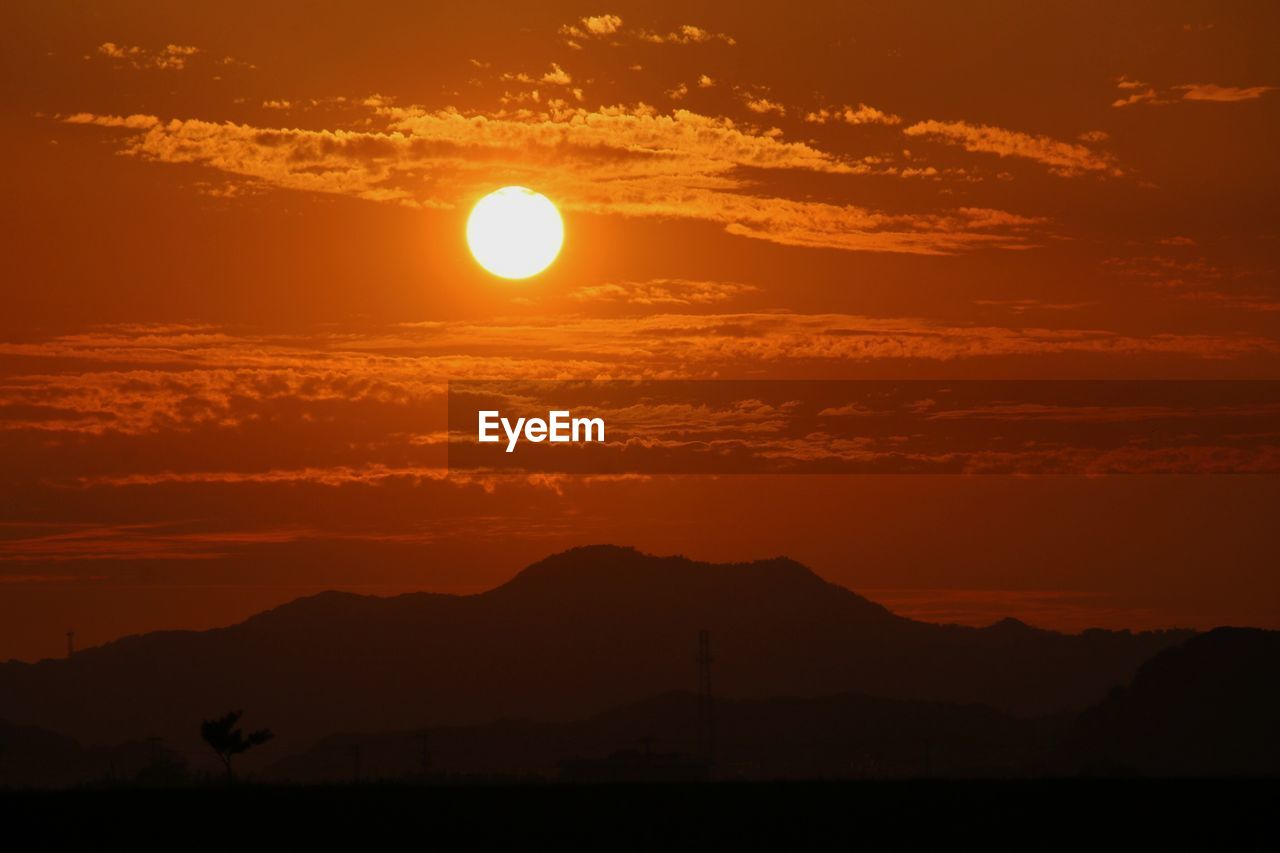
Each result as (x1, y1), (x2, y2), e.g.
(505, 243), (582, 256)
(466, 186), (564, 279)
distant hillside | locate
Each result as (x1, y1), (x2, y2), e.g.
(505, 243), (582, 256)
(1063, 628), (1280, 776)
(268, 690), (1064, 783)
(0, 720), (185, 788)
(0, 545), (1189, 756)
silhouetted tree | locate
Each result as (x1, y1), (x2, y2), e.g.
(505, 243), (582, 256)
(200, 710), (273, 781)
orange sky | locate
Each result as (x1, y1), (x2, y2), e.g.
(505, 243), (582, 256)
(2, 2), (1278, 661)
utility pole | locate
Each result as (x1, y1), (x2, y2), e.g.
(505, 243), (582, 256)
(697, 629), (715, 773)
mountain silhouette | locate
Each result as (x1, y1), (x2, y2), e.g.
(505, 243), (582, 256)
(1063, 627), (1280, 776)
(0, 719), (187, 788)
(267, 689), (1061, 783)
(0, 545), (1188, 756)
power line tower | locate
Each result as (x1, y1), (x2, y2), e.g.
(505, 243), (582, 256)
(696, 629), (715, 773)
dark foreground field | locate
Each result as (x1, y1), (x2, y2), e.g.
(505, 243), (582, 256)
(3, 779), (1275, 847)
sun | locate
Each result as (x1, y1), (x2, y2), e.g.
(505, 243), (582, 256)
(466, 186), (564, 279)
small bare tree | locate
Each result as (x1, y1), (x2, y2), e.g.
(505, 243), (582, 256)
(200, 710), (274, 782)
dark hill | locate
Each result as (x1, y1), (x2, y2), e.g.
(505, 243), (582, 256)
(0, 720), (185, 788)
(0, 545), (1188, 755)
(267, 690), (1063, 783)
(1064, 627), (1280, 775)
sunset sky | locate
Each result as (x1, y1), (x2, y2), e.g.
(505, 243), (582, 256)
(3, 1), (1278, 661)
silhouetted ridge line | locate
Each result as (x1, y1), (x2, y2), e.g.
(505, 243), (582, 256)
(0, 545), (1194, 755)
(496, 544), (850, 596)
(1063, 627), (1280, 775)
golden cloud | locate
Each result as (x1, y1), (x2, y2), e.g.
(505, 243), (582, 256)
(570, 279), (758, 306)
(1175, 83), (1276, 102)
(560, 15), (732, 46)
(902, 120), (1121, 177)
(95, 42), (200, 71)
(63, 106), (1043, 254)
(805, 104), (902, 126)
(1112, 77), (1274, 106)
(4, 318), (1274, 441)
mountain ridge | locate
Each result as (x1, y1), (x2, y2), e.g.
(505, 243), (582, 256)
(0, 545), (1193, 753)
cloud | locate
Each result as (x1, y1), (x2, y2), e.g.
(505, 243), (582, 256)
(0, 521), (329, 561)
(447, 382), (1280, 478)
(14, 332), (1271, 485)
(570, 279), (758, 306)
(639, 24), (735, 45)
(1102, 248), (1278, 312)
(64, 107), (1043, 254)
(581, 14), (623, 36)
(1175, 291), (1280, 312)
(62, 113), (160, 129)
(1110, 75), (1164, 108)
(1102, 253), (1222, 284)
(0, 515), (492, 562)
(1112, 77), (1274, 106)
(973, 299), (1095, 314)
(540, 63), (572, 85)
(3, 317), (1271, 440)
(1112, 89), (1160, 108)
(706, 199), (1041, 254)
(560, 14), (624, 40)
(75, 466), (455, 490)
(3, 320), (1272, 514)
(94, 42), (201, 71)
(697, 75), (715, 88)
(560, 15), (733, 46)
(902, 120), (1122, 176)
(805, 104), (902, 126)
(1175, 83), (1276, 102)
(743, 96), (785, 116)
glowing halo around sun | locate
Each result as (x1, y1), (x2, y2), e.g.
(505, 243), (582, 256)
(466, 186), (564, 279)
